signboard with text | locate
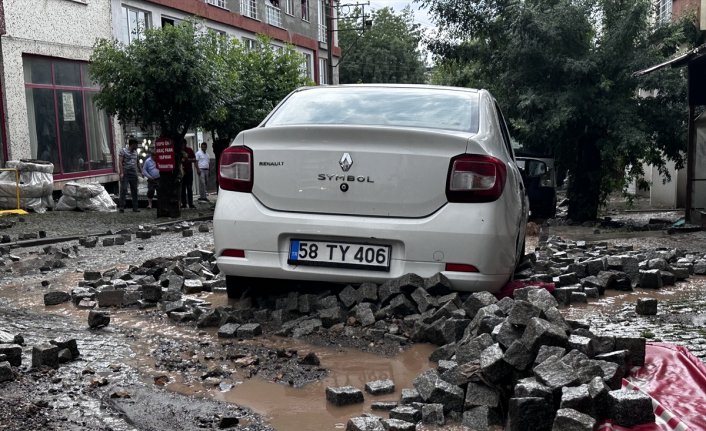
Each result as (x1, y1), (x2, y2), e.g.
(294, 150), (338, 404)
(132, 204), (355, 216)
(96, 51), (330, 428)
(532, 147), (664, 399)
(155, 137), (175, 172)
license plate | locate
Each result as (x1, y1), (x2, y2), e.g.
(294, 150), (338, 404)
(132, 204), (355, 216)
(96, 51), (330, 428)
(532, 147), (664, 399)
(288, 240), (391, 271)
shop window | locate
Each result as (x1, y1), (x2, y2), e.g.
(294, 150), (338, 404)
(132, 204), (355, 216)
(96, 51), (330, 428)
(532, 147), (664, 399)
(24, 57), (114, 176)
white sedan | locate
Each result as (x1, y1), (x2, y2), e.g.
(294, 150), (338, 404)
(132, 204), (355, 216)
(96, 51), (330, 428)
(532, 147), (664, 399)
(214, 84), (528, 297)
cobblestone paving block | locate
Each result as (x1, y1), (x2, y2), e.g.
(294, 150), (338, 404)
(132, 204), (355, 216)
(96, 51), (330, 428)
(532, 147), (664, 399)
(32, 343), (59, 368)
(552, 408), (597, 431)
(388, 406), (421, 423)
(635, 298), (658, 315)
(365, 379), (395, 395)
(327, 386), (365, 406)
(607, 390), (655, 427)
(421, 403), (445, 425)
(507, 397), (554, 431)
(462, 405), (502, 431)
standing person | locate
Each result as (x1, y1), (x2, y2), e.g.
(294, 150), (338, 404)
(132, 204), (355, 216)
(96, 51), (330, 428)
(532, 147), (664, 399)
(180, 140), (197, 209)
(118, 139), (141, 213)
(142, 150), (160, 209)
(195, 142), (210, 202)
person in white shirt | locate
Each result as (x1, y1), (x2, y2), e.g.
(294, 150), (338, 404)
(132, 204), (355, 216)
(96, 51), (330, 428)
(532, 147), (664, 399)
(195, 142), (210, 201)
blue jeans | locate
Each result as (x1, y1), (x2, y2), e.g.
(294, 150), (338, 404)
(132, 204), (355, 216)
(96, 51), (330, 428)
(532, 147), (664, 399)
(119, 174), (138, 210)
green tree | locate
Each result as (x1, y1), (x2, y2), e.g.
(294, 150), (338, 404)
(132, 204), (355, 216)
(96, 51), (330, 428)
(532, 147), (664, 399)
(90, 21), (222, 217)
(425, 0), (702, 221)
(202, 35), (311, 168)
(338, 6), (426, 84)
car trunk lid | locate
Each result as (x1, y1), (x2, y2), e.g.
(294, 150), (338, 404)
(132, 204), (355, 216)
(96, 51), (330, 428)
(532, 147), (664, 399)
(244, 125), (476, 218)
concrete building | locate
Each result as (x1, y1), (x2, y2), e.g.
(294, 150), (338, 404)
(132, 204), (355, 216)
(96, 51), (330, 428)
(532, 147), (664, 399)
(0, 0), (339, 190)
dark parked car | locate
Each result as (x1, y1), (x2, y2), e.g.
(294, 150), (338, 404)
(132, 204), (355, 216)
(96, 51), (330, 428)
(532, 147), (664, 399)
(516, 153), (557, 218)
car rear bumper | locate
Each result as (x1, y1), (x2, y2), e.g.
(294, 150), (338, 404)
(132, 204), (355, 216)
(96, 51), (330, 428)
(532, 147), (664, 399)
(213, 191), (522, 293)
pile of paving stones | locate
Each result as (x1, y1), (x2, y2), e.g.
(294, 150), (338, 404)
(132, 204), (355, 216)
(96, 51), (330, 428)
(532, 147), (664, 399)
(77, 221), (208, 248)
(0, 329), (81, 382)
(61, 236), (706, 430)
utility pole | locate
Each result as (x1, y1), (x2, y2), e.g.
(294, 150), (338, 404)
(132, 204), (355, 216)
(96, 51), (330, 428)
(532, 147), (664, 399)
(326, 0), (335, 84)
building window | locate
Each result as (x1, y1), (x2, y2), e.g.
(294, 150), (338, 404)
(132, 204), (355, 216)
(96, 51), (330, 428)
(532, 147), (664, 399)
(266, 1), (283, 27)
(206, 0), (227, 8)
(301, 53), (312, 80)
(241, 0), (257, 19)
(319, 58), (328, 85)
(24, 57), (114, 176)
(284, 0), (295, 15)
(301, 0), (309, 21)
(242, 37), (258, 50)
(318, 0), (327, 42)
(120, 5), (151, 44)
(656, 0), (671, 24)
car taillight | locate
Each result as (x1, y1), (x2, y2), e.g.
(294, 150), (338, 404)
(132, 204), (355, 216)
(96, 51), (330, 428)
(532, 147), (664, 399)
(219, 146), (253, 192)
(446, 154), (507, 203)
(221, 249), (245, 258)
(445, 263), (479, 272)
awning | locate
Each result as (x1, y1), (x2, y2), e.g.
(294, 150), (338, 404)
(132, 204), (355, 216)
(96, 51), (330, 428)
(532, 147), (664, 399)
(633, 44), (706, 77)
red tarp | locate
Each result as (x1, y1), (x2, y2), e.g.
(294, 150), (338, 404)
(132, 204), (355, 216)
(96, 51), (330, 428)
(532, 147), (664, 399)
(600, 343), (706, 431)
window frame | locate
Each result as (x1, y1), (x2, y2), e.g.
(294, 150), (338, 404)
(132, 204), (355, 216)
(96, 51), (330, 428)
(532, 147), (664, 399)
(301, 0), (310, 21)
(284, 0), (295, 16)
(206, 0), (227, 9)
(121, 5), (152, 44)
(23, 56), (115, 179)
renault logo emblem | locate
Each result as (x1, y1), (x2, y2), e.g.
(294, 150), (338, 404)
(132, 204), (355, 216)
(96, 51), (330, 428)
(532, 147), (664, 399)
(339, 153), (353, 172)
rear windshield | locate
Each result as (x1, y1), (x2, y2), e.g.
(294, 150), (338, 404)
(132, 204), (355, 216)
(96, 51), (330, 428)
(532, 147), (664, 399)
(265, 87), (480, 133)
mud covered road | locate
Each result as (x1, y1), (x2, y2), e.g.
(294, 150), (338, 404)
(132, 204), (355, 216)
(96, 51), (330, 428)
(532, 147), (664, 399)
(0, 209), (705, 431)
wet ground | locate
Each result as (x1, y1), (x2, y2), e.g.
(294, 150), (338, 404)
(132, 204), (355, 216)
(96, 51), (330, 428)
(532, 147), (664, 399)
(0, 205), (705, 430)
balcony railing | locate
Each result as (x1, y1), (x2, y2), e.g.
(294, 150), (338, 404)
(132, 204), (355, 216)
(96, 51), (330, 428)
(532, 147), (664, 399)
(240, 0), (257, 19)
(266, 4), (282, 27)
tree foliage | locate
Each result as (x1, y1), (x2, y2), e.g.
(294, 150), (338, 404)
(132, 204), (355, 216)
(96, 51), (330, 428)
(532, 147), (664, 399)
(338, 7), (426, 84)
(90, 21), (221, 141)
(202, 34), (311, 144)
(89, 22), (310, 217)
(424, 0), (703, 220)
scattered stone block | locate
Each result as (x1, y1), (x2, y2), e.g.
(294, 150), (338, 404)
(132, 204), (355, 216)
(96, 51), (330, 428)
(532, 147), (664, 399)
(326, 386), (364, 406)
(570, 292), (588, 304)
(480, 343), (511, 383)
(560, 384), (592, 415)
(84, 270), (102, 281)
(465, 382), (500, 409)
(513, 378), (552, 400)
(339, 285), (360, 309)
(462, 405), (501, 431)
(198, 224), (210, 233)
(552, 408), (597, 431)
(400, 388), (421, 405)
(346, 417), (384, 431)
(237, 323), (262, 338)
(96, 290), (125, 307)
(0, 361), (13, 382)
(420, 403), (444, 425)
(614, 337), (646, 366)
(102, 237), (115, 247)
(635, 298), (657, 315)
(371, 401), (397, 411)
(534, 358), (580, 390)
(365, 379), (395, 395)
(504, 340), (534, 371)
(639, 269), (662, 289)
(44, 291), (71, 306)
(49, 339), (79, 359)
(381, 418), (415, 431)
(32, 344), (59, 368)
(607, 389), (655, 427)
(522, 317), (568, 353)
(182, 279), (203, 294)
(88, 310), (110, 328)
(413, 369), (464, 412)
(507, 397), (554, 431)
(508, 301), (541, 327)
(389, 406), (421, 423)
(0, 345), (22, 366)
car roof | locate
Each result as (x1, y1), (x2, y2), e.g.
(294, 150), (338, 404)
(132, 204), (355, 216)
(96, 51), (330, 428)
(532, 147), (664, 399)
(294, 84), (482, 94)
